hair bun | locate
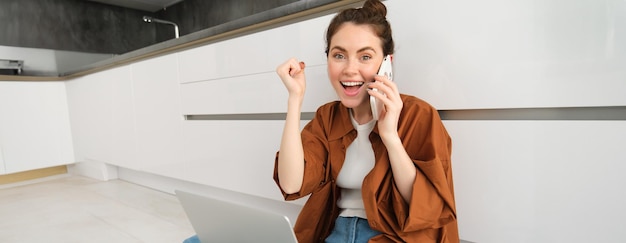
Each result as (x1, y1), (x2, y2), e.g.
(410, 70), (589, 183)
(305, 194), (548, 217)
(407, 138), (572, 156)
(324, 0), (394, 56)
(362, 0), (387, 18)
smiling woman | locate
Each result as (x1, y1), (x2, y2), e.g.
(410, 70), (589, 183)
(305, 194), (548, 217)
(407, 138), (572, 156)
(273, 1), (459, 242)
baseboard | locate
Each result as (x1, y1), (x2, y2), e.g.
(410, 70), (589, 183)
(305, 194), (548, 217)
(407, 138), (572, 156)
(67, 160), (118, 181)
(0, 165), (68, 185)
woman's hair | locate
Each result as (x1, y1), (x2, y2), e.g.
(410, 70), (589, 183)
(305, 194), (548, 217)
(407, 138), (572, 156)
(325, 0), (394, 56)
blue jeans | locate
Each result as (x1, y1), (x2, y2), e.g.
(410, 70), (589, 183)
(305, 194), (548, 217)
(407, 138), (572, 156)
(325, 216), (381, 243)
(182, 235), (200, 243)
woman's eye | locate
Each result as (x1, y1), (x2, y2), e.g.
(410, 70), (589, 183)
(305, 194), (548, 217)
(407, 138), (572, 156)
(361, 55), (372, 61)
(333, 53), (345, 59)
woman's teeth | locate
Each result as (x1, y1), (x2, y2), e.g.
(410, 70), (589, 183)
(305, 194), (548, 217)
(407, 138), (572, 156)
(341, 81), (364, 87)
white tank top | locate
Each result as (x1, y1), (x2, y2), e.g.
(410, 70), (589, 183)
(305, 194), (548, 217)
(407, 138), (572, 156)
(336, 111), (376, 218)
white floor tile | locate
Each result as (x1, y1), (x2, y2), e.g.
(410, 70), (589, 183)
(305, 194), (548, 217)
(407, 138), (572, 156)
(0, 175), (195, 243)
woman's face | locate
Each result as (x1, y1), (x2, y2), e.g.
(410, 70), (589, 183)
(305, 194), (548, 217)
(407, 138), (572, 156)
(327, 22), (384, 112)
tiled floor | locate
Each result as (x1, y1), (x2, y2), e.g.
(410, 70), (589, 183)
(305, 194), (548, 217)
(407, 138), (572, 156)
(0, 175), (195, 243)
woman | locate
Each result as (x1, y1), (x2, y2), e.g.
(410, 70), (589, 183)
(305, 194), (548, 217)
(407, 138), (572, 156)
(274, 0), (459, 242)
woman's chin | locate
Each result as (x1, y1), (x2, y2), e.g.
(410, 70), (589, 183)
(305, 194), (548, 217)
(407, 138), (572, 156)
(339, 95), (368, 109)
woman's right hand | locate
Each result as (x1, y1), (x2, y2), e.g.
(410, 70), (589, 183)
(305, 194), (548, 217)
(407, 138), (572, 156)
(276, 58), (307, 194)
(276, 58), (306, 98)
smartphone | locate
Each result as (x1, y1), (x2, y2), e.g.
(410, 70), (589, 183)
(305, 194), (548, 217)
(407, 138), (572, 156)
(370, 55), (393, 120)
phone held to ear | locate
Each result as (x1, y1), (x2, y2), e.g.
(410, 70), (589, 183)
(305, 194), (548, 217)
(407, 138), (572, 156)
(370, 55), (393, 120)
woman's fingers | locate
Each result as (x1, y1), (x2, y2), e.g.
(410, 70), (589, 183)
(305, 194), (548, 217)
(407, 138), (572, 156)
(369, 75), (402, 115)
(277, 58), (307, 97)
(369, 75), (397, 99)
(277, 58), (297, 77)
(289, 61), (305, 76)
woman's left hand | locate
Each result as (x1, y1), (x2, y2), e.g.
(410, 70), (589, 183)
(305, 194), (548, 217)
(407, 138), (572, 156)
(368, 74), (403, 141)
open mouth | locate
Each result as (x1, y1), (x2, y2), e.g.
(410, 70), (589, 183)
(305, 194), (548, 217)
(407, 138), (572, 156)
(341, 81), (365, 88)
(341, 81), (365, 96)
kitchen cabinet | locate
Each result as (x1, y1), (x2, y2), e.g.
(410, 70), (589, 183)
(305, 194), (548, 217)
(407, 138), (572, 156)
(0, 81), (74, 174)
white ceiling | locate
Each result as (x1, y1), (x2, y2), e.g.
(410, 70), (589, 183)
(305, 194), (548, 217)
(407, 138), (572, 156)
(87, 0), (184, 12)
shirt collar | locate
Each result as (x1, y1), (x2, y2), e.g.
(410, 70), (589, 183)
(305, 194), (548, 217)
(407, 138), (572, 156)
(328, 102), (379, 141)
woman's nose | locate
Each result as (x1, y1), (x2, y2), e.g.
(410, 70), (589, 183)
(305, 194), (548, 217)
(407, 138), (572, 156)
(343, 59), (359, 75)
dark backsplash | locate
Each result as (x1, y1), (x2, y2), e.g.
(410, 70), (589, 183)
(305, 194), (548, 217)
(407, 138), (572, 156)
(0, 0), (298, 55)
(0, 0), (153, 54)
(154, 0), (298, 43)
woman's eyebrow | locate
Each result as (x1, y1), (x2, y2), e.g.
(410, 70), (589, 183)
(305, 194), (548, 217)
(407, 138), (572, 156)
(329, 46), (377, 53)
(329, 46), (347, 52)
(357, 47), (377, 53)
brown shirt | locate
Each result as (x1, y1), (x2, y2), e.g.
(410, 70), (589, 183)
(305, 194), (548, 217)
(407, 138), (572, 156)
(274, 94), (459, 243)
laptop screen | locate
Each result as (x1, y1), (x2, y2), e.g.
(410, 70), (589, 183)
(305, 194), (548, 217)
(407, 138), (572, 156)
(176, 190), (298, 243)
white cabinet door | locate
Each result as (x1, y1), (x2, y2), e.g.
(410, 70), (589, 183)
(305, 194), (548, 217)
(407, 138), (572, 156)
(65, 71), (114, 164)
(65, 65), (138, 170)
(130, 54), (183, 175)
(385, 0), (626, 109)
(0, 81), (74, 174)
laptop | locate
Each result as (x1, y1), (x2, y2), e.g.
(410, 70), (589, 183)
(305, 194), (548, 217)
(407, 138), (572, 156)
(175, 190), (299, 243)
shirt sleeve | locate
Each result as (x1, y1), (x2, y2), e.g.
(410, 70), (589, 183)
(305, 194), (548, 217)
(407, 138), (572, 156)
(392, 97), (457, 232)
(273, 107), (331, 201)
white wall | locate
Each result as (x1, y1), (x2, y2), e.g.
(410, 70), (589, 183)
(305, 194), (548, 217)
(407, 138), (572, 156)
(63, 0), (626, 242)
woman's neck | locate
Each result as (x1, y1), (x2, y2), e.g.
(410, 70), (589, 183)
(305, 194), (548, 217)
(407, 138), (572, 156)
(350, 104), (373, 125)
